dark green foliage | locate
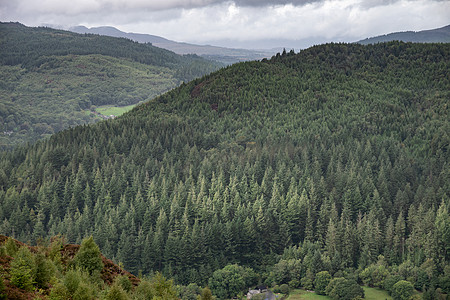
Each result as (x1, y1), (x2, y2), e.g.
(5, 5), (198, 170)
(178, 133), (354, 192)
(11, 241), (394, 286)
(391, 280), (414, 300)
(73, 236), (103, 276)
(0, 41), (449, 292)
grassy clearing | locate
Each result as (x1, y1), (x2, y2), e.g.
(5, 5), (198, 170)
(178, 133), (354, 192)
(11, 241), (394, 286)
(362, 286), (393, 300)
(287, 289), (330, 300)
(285, 287), (392, 300)
(95, 104), (138, 116)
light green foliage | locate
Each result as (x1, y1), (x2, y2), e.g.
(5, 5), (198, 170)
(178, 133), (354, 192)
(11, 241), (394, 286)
(391, 280), (414, 300)
(10, 246), (35, 291)
(149, 272), (178, 300)
(197, 286), (214, 300)
(115, 275), (133, 293)
(103, 283), (130, 300)
(133, 279), (154, 299)
(73, 236), (104, 276)
(314, 271), (331, 295)
(50, 268), (99, 299)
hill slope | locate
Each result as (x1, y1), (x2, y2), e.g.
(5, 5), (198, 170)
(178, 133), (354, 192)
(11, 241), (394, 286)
(358, 24), (450, 44)
(0, 235), (184, 299)
(0, 22), (222, 149)
(0, 42), (449, 295)
(70, 25), (276, 64)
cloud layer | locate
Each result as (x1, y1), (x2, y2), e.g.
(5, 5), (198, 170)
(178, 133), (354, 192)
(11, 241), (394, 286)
(1, 0), (449, 49)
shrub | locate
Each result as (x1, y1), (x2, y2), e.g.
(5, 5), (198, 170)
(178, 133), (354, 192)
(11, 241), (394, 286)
(384, 274), (403, 294)
(391, 280), (414, 300)
(104, 283), (129, 300)
(280, 283), (290, 294)
(326, 277), (364, 300)
(197, 286), (214, 300)
(115, 275), (132, 293)
(314, 271), (331, 295)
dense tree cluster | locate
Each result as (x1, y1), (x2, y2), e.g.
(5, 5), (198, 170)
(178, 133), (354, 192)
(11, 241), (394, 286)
(0, 42), (449, 298)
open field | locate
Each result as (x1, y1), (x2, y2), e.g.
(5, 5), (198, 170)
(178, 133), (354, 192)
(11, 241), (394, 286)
(95, 104), (138, 117)
(286, 287), (393, 300)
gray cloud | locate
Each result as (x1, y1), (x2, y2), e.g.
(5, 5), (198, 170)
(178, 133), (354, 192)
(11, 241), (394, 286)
(0, 0), (448, 49)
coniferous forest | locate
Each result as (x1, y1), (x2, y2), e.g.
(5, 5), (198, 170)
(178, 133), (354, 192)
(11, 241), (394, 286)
(0, 41), (449, 299)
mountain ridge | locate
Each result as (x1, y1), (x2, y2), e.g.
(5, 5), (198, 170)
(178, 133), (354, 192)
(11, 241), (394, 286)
(69, 25), (277, 64)
(357, 24), (450, 44)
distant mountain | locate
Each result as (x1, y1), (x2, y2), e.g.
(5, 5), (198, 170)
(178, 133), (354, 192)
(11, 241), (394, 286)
(70, 25), (276, 64)
(0, 22), (222, 149)
(358, 24), (450, 44)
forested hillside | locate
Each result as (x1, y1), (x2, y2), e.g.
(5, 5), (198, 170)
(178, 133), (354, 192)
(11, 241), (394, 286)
(0, 42), (449, 299)
(0, 22), (222, 149)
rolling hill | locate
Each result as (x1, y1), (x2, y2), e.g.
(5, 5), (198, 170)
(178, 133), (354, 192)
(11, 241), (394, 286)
(358, 24), (450, 44)
(69, 25), (276, 64)
(0, 22), (222, 149)
(0, 41), (448, 299)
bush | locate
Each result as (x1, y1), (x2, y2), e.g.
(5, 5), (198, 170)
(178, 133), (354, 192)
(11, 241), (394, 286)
(103, 283), (129, 300)
(197, 286), (214, 300)
(280, 283), (290, 294)
(391, 280), (414, 300)
(288, 279), (300, 288)
(384, 274), (403, 294)
(115, 275), (132, 293)
(314, 271), (331, 295)
(326, 277), (364, 300)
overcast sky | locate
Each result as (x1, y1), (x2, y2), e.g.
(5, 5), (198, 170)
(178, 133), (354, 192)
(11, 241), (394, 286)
(1, 0), (449, 49)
